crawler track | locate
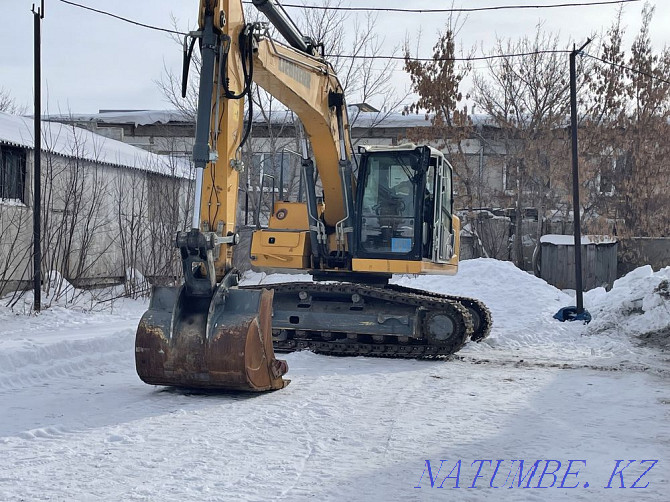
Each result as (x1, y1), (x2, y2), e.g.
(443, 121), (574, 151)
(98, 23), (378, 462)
(241, 282), (491, 358)
(385, 284), (493, 342)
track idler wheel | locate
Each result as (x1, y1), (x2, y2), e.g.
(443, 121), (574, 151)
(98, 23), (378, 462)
(422, 306), (471, 354)
(135, 283), (289, 391)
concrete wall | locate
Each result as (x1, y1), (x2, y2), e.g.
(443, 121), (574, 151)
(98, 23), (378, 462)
(618, 238), (670, 277)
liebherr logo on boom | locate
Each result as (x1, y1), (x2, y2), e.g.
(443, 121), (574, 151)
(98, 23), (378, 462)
(278, 59), (311, 89)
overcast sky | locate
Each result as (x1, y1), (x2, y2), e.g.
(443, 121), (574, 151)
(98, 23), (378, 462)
(1, 0), (668, 114)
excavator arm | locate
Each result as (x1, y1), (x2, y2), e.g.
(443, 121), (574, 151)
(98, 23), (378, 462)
(134, 0), (354, 392)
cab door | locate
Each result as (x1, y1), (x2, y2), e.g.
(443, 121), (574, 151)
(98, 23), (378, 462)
(432, 156), (455, 262)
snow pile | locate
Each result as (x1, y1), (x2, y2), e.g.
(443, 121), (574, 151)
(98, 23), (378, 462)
(0, 270), (82, 314)
(43, 270), (76, 302)
(586, 265), (670, 342)
(240, 270), (314, 286)
(122, 268), (152, 298)
(393, 259), (577, 346)
(0, 270), (149, 314)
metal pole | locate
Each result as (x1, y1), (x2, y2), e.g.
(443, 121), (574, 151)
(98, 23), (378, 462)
(32, 1), (44, 312)
(255, 158), (265, 228)
(279, 149), (285, 201)
(569, 39), (591, 314)
(271, 175), (276, 211)
(244, 186), (249, 225)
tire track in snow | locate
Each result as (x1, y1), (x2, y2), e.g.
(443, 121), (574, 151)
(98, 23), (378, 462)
(274, 391), (319, 500)
(271, 356), (451, 499)
(1, 354), (340, 500)
(455, 353), (670, 376)
(380, 363), (435, 458)
(0, 326), (136, 393)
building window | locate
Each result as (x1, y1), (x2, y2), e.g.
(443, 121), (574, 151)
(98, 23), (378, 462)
(251, 152), (290, 176)
(598, 164), (615, 196)
(251, 152), (292, 193)
(0, 145), (27, 203)
(503, 158), (522, 194)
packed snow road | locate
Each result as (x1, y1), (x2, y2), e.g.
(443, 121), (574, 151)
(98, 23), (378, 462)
(1, 260), (668, 501)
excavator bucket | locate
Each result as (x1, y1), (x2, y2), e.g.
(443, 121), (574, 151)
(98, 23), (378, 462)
(135, 284), (289, 391)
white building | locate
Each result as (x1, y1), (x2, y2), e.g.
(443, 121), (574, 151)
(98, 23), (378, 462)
(0, 111), (192, 295)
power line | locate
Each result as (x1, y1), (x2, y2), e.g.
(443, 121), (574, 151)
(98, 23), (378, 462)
(57, 0), (669, 86)
(327, 50), (571, 62)
(583, 53), (670, 85)
(60, 0), (641, 36)
(271, 0), (641, 13)
(58, 0), (188, 36)
(54, 1), (571, 63)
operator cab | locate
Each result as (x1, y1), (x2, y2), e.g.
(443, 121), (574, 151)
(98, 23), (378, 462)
(354, 144), (455, 264)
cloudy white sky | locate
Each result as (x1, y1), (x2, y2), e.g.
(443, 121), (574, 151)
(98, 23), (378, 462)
(1, 0), (668, 114)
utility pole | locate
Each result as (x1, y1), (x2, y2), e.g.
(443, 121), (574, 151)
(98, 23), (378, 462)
(569, 38), (591, 315)
(32, 1), (44, 312)
(556, 38), (592, 324)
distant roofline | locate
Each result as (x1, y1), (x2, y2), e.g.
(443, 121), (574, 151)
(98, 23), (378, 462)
(98, 109), (150, 113)
(0, 111), (191, 179)
(44, 108), (503, 129)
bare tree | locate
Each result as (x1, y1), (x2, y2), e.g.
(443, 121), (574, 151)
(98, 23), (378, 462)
(0, 88), (27, 115)
(155, 3), (407, 188)
(471, 25), (586, 267)
(295, 0), (408, 137)
(0, 206), (32, 301)
(114, 168), (150, 297)
(154, 14), (200, 121)
(581, 5), (670, 238)
(40, 122), (116, 303)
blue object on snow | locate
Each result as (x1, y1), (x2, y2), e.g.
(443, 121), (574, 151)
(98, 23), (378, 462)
(553, 306), (592, 324)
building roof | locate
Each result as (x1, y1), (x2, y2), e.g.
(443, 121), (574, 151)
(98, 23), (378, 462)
(44, 108), (501, 130)
(540, 234), (617, 245)
(0, 111), (191, 178)
(351, 111), (499, 129)
(45, 109), (192, 127)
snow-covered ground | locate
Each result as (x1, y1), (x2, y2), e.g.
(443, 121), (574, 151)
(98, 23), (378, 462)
(1, 259), (668, 501)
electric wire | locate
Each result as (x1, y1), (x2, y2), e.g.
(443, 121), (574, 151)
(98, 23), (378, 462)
(583, 53), (670, 86)
(262, 0), (641, 13)
(57, 0), (669, 86)
(327, 50), (572, 62)
(58, 0), (188, 35)
(58, 0), (642, 37)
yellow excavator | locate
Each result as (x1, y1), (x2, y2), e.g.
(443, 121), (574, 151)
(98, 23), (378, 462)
(135, 0), (491, 391)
